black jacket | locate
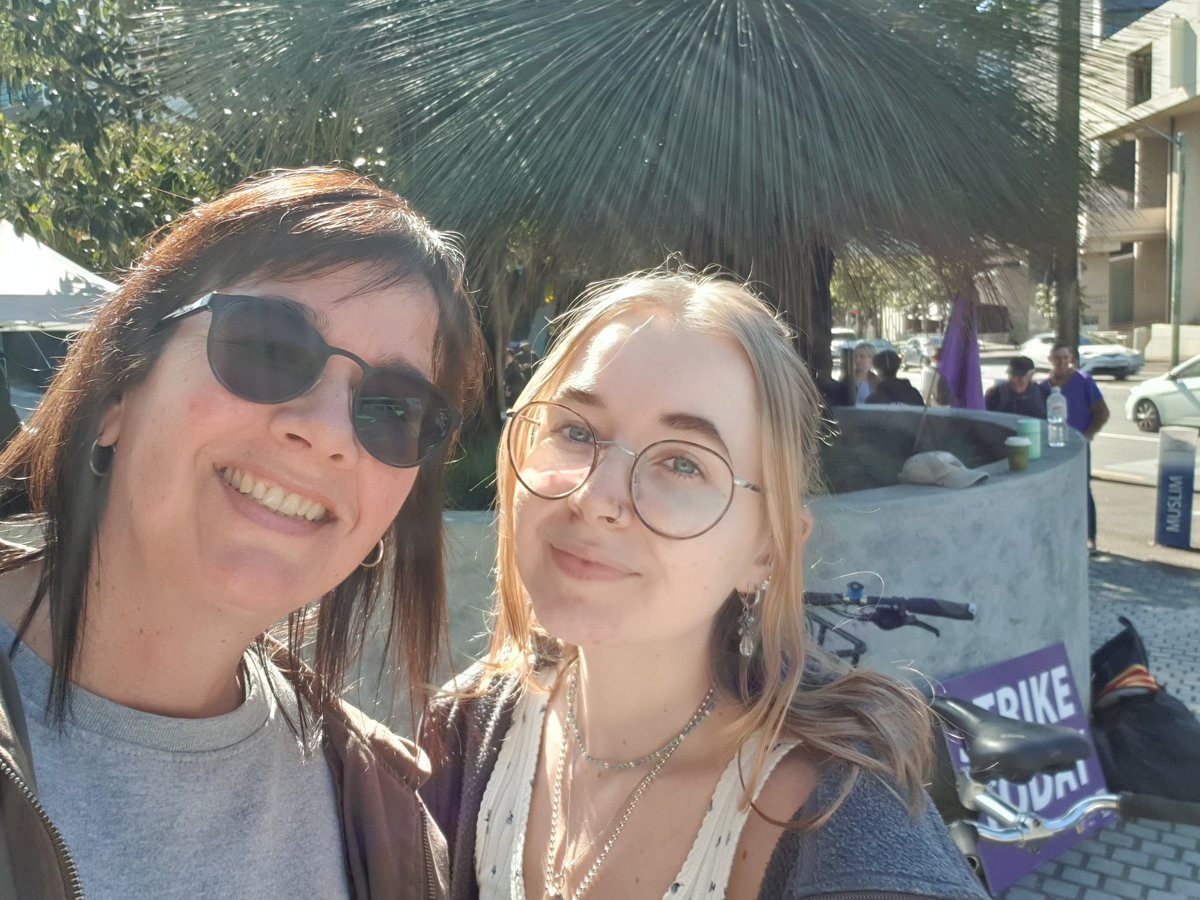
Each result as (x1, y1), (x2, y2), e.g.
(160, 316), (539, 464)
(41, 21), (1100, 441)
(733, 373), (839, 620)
(867, 378), (925, 407)
(985, 382), (1047, 418)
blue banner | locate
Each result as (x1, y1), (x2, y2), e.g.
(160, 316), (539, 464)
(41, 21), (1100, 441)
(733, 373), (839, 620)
(1155, 428), (1195, 548)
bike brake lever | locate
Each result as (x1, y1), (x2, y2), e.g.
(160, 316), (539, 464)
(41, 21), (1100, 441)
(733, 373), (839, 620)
(870, 607), (941, 637)
(908, 614), (940, 637)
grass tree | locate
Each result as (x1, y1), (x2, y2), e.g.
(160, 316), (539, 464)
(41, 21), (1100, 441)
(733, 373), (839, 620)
(147, 0), (1081, 386)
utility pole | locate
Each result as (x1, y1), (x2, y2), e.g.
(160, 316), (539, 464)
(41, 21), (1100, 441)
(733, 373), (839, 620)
(1054, 0), (1082, 352)
(1170, 129), (1186, 366)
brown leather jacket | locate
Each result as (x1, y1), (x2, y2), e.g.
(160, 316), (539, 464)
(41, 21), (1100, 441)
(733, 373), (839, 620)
(0, 643), (448, 899)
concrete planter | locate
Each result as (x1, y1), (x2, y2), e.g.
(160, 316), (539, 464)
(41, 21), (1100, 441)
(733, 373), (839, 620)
(805, 406), (1089, 696)
(357, 405), (1090, 728)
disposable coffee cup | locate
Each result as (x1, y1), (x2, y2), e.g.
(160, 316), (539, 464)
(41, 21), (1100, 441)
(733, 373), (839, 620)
(1015, 418), (1042, 460)
(1005, 436), (1032, 472)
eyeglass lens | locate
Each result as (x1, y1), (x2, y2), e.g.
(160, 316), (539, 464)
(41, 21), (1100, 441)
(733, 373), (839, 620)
(507, 402), (735, 538)
(205, 294), (456, 468)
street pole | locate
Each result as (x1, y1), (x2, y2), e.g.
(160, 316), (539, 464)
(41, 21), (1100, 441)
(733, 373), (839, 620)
(1171, 130), (1185, 367)
(1055, 0), (1082, 353)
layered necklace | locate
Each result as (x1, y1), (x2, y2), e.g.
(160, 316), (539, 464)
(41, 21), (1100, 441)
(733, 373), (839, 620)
(543, 665), (717, 900)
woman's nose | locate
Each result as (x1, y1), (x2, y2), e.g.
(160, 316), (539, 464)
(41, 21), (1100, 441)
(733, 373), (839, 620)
(268, 359), (361, 466)
(566, 443), (634, 526)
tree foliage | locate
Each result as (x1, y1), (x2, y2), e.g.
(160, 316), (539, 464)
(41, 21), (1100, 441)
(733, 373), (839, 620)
(145, 0), (1085, 377)
(0, 0), (246, 272)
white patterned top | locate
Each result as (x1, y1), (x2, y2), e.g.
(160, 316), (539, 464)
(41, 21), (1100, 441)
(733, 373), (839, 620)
(475, 683), (800, 900)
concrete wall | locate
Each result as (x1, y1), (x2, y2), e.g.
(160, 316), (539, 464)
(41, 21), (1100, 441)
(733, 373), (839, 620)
(1080, 250), (1114, 326)
(803, 410), (1090, 702)
(1141, 321), (1200, 358)
(1180, 110), (1200, 324)
(351, 411), (1091, 729)
(1134, 235), (1169, 322)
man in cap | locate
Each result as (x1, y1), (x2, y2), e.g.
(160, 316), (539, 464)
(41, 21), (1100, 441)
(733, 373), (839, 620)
(985, 355), (1046, 418)
(1040, 343), (1109, 553)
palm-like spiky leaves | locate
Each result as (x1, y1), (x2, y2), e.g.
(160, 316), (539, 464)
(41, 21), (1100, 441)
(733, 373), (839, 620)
(147, 1), (1083, 372)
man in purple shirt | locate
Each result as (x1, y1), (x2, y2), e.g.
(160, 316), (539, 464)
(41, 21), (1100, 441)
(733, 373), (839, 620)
(1040, 343), (1110, 552)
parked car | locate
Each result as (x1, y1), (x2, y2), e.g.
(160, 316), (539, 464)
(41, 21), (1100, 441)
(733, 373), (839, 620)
(899, 334), (943, 370)
(1018, 332), (1144, 380)
(1124, 354), (1200, 432)
(830, 327), (858, 355)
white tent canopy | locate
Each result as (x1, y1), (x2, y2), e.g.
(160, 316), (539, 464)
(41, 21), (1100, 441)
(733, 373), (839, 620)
(0, 220), (115, 329)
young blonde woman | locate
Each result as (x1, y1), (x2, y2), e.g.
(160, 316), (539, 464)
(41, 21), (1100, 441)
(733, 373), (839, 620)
(421, 268), (986, 900)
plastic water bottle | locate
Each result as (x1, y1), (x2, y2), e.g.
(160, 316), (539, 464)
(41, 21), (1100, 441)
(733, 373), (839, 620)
(1047, 386), (1068, 448)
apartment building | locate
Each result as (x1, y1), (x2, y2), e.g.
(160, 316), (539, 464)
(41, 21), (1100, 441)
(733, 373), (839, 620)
(1081, 0), (1200, 357)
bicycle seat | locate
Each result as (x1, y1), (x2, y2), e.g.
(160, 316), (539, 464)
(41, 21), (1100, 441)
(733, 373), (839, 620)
(932, 696), (1092, 784)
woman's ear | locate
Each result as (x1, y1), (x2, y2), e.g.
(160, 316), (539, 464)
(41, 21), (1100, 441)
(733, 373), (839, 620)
(95, 394), (125, 448)
(748, 534), (775, 590)
(797, 506), (813, 545)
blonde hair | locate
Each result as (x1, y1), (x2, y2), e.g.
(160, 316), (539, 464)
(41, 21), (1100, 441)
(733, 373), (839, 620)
(485, 265), (931, 824)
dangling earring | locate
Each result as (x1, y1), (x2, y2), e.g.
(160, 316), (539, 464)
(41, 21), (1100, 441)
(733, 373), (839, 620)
(89, 440), (115, 478)
(360, 539), (385, 569)
(738, 579), (768, 658)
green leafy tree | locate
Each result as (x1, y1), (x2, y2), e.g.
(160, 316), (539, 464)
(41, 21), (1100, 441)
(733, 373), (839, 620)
(0, 0), (246, 271)
(832, 255), (951, 333)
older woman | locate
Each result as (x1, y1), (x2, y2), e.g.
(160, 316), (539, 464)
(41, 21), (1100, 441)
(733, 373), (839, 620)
(422, 268), (985, 900)
(0, 167), (484, 898)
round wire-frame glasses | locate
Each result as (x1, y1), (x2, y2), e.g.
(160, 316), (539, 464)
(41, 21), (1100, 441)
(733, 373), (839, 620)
(505, 400), (763, 539)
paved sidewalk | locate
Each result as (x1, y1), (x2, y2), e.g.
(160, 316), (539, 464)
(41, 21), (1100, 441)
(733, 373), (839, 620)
(1003, 554), (1200, 899)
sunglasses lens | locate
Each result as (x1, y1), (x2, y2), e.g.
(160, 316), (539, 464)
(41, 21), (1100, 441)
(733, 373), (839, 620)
(208, 298), (326, 403)
(355, 370), (456, 467)
(203, 294), (457, 467)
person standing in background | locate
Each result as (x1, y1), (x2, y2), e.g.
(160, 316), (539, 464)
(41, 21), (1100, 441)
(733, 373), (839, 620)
(867, 350), (924, 406)
(985, 356), (1046, 418)
(1040, 343), (1109, 552)
(850, 340), (879, 405)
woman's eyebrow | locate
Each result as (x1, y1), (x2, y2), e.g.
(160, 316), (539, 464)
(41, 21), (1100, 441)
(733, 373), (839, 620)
(556, 385), (604, 408)
(555, 386), (731, 455)
(249, 293), (329, 331)
(248, 293), (428, 374)
(659, 412), (730, 456)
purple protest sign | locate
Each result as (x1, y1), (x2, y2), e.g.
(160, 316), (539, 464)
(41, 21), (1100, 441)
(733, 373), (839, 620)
(936, 643), (1113, 895)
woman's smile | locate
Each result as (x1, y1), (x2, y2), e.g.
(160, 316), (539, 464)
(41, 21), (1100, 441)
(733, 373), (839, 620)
(220, 466), (329, 521)
(548, 541), (636, 581)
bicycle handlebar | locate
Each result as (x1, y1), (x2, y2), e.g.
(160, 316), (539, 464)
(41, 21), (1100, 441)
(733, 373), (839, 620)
(1117, 791), (1200, 825)
(971, 793), (1120, 846)
(961, 780), (1200, 847)
(803, 591), (976, 621)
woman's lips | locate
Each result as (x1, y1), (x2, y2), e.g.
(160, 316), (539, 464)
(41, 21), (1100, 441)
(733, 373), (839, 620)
(221, 473), (327, 537)
(549, 545), (634, 581)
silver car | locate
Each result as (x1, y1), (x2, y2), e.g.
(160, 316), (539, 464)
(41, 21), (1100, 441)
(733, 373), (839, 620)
(1125, 354), (1200, 432)
(1019, 332), (1143, 380)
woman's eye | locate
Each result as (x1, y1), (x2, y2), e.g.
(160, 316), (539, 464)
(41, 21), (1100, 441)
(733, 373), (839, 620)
(563, 424), (593, 444)
(667, 456), (702, 477)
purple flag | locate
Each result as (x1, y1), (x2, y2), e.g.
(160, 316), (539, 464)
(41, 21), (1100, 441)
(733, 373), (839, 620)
(938, 294), (984, 409)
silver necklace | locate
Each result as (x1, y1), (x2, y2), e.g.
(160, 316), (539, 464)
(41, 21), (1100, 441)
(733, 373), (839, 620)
(544, 719), (678, 900)
(544, 668), (716, 899)
(565, 667), (716, 770)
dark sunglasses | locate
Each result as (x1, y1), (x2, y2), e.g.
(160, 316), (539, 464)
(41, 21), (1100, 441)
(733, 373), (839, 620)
(160, 292), (461, 468)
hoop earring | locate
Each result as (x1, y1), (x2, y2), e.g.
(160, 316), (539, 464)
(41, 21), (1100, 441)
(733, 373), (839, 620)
(360, 539), (385, 569)
(89, 440), (114, 478)
(738, 579), (768, 658)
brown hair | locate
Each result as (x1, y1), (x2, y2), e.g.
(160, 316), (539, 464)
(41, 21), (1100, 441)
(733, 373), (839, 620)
(484, 265), (931, 824)
(1, 166), (485, 728)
